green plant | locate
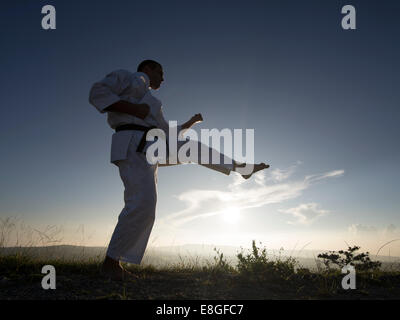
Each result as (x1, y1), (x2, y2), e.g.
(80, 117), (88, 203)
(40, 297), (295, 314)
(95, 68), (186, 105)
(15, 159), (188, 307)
(236, 240), (297, 281)
(317, 246), (381, 272)
(206, 248), (235, 274)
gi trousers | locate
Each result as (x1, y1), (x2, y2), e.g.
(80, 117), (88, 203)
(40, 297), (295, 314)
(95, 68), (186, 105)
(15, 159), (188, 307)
(106, 134), (234, 264)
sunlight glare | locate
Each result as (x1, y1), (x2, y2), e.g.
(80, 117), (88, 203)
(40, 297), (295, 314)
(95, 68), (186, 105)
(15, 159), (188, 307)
(221, 207), (241, 224)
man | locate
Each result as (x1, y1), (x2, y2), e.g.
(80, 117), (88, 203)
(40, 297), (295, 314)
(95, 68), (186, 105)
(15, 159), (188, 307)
(89, 60), (269, 280)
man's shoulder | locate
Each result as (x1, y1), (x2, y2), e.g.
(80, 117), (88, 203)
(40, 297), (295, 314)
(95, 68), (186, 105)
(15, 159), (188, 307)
(109, 69), (148, 84)
(107, 69), (135, 78)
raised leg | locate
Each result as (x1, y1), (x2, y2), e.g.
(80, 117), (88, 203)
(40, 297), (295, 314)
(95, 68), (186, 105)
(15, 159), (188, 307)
(159, 139), (269, 179)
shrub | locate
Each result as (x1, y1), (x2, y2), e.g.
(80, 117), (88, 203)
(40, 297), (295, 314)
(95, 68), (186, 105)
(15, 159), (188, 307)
(317, 246), (381, 272)
(236, 240), (297, 281)
(207, 248), (235, 274)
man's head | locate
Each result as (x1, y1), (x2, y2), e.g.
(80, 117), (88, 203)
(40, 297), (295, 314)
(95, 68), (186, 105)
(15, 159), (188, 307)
(137, 60), (164, 90)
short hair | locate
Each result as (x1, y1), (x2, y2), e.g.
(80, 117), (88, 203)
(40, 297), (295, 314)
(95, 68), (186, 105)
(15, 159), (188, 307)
(137, 60), (162, 72)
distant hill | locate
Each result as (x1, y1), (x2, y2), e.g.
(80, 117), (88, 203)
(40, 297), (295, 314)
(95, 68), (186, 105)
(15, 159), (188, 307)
(0, 245), (107, 261)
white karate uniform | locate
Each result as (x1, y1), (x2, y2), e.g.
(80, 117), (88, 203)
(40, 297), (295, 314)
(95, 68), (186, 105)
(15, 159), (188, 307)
(89, 69), (234, 264)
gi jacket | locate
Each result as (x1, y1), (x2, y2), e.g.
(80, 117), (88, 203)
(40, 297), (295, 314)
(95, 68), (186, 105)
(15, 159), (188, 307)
(89, 69), (178, 164)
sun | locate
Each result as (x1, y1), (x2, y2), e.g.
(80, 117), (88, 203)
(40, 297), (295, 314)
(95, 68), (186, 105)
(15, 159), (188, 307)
(220, 207), (241, 224)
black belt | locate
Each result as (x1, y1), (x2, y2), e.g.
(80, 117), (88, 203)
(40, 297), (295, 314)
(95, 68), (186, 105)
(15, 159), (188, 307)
(115, 124), (157, 153)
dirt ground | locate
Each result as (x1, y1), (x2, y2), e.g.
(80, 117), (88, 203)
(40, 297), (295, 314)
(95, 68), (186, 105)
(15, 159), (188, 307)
(2, 265), (400, 300)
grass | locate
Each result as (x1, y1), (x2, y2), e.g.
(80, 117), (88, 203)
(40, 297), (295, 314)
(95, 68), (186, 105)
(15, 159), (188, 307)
(1, 240), (400, 300)
(1, 218), (400, 299)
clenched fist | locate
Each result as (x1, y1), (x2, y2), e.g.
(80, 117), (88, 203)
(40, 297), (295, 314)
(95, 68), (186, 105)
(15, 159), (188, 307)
(191, 113), (203, 124)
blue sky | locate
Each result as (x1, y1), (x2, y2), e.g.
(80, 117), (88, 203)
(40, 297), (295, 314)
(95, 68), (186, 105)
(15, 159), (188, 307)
(1, 0), (399, 255)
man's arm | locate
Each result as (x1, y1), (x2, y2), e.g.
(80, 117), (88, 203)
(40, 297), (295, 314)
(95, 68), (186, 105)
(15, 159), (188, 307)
(89, 70), (149, 116)
(104, 100), (150, 120)
(180, 113), (203, 134)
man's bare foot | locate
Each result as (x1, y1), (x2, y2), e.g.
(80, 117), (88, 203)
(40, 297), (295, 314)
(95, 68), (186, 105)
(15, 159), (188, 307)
(233, 161), (270, 180)
(100, 256), (138, 281)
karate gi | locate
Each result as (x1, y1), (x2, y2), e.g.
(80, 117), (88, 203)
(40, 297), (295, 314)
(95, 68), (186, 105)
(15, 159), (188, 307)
(89, 69), (234, 264)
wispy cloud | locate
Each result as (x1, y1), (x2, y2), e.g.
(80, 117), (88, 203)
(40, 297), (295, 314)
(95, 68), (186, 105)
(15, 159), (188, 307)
(266, 161), (301, 183)
(347, 224), (400, 238)
(279, 203), (329, 225)
(160, 164), (344, 227)
(348, 224), (378, 235)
